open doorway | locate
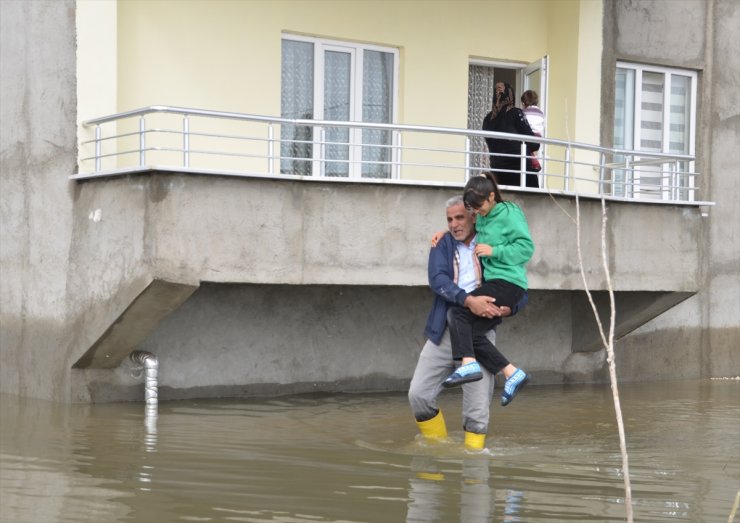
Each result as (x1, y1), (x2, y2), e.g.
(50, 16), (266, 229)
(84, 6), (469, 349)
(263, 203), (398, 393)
(468, 58), (547, 178)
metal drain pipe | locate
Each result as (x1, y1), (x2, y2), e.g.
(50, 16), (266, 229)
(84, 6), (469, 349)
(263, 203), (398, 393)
(130, 350), (159, 446)
(129, 350), (159, 452)
(130, 350), (159, 406)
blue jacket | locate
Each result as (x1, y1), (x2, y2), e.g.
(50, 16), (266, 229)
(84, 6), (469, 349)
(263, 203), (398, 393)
(423, 232), (528, 345)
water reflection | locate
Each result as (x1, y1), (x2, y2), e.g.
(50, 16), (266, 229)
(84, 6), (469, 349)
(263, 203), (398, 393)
(407, 454), (522, 522)
(0, 397), (132, 522)
(0, 379), (738, 522)
(143, 404), (158, 453)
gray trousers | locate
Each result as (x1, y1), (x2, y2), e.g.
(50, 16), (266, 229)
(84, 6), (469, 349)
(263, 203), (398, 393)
(408, 329), (496, 435)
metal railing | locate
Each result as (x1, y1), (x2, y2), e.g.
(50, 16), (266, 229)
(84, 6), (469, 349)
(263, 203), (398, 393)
(76, 105), (708, 205)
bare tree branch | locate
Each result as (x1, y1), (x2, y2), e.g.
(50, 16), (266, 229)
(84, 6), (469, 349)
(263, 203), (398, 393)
(568, 191), (634, 522)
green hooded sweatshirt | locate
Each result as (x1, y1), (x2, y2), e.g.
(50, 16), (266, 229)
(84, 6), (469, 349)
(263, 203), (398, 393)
(475, 201), (534, 290)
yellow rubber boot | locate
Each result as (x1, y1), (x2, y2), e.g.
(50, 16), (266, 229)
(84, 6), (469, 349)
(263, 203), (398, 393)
(464, 431), (486, 450)
(416, 410), (448, 442)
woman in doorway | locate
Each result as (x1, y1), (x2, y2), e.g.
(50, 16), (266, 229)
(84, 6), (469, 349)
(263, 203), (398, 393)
(482, 82), (540, 188)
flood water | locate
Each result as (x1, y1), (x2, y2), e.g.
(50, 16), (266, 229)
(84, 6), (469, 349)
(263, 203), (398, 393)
(1, 380), (738, 523)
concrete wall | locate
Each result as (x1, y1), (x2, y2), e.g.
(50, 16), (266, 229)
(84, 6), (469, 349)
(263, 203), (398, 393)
(66, 173), (706, 402)
(68, 173), (705, 293)
(76, 285), (580, 402)
(601, 0), (740, 381)
(0, 0), (155, 401)
(79, 286), (696, 402)
(0, 0), (78, 401)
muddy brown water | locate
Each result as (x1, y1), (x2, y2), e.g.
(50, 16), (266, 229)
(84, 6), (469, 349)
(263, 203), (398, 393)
(1, 379), (738, 522)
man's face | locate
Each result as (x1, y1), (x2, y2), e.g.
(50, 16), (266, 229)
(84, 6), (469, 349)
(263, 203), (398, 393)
(446, 203), (476, 243)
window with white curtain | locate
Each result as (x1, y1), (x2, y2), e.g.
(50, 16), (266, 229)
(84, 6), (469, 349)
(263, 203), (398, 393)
(281, 35), (398, 178)
(613, 62), (697, 198)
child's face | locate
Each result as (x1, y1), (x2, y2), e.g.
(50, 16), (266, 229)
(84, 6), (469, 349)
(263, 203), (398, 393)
(471, 193), (496, 217)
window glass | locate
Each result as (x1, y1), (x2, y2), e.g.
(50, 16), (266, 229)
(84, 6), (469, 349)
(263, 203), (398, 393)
(613, 62), (696, 199)
(639, 71), (665, 152)
(670, 74), (693, 199)
(324, 50), (351, 177)
(669, 74), (691, 154)
(280, 36), (397, 178)
(280, 39), (314, 175)
(614, 67), (634, 150)
(613, 67), (635, 196)
(467, 64), (497, 174)
(361, 50), (394, 178)
(613, 63), (695, 155)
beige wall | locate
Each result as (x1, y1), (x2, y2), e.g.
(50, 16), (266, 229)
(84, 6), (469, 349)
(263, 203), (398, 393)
(544, 0), (603, 190)
(115, 1), (554, 124)
(76, 0), (118, 165)
(542, 0), (603, 145)
(573, 0), (604, 192)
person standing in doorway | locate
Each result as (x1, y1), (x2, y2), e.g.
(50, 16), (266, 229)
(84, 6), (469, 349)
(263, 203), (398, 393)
(482, 82), (540, 188)
(521, 89), (545, 172)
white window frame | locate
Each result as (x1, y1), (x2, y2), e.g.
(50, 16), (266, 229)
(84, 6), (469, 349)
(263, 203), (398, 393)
(616, 61), (698, 200)
(282, 34), (400, 179)
(468, 58), (529, 104)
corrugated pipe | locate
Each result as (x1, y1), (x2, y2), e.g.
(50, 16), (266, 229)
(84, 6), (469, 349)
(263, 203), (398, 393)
(130, 350), (159, 406)
(130, 351), (158, 448)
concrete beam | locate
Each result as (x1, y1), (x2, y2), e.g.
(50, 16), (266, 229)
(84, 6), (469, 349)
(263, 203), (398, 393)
(571, 290), (695, 353)
(73, 279), (198, 369)
(77, 172), (703, 293)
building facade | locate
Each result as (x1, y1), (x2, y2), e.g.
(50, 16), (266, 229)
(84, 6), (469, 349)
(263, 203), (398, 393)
(1, 0), (737, 402)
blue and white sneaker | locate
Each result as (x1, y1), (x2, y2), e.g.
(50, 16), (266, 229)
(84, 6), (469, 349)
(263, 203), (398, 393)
(442, 362), (483, 388)
(501, 369), (529, 406)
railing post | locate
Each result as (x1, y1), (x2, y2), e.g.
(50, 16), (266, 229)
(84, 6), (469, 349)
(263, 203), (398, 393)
(139, 116), (146, 167)
(267, 124), (274, 175)
(664, 161), (671, 201)
(540, 143), (546, 188)
(183, 115), (190, 168)
(318, 126), (325, 177)
(465, 136), (471, 182)
(625, 156), (632, 198)
(661, 161), (668, 201)
(95, 125), (102, 172)
(395, 131), (402, 180)
(599, 151), (606, 196)
(564, 145), (571, 191)
(520, 141), (527, 187)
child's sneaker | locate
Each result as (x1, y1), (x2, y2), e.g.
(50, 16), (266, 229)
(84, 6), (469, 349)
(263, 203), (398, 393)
(442, 362), (483, 388)
(501, 369), (529, 406)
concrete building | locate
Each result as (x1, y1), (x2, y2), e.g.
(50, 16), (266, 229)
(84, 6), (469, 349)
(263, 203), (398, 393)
(1, 0), (737, 403)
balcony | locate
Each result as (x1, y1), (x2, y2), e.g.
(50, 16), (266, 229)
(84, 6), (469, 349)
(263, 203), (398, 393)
(68, 106), (711, 382)
(75, 106), (710, 206)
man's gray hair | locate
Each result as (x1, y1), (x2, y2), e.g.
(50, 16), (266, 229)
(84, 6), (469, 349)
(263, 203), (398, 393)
(446, 195), (465, 208)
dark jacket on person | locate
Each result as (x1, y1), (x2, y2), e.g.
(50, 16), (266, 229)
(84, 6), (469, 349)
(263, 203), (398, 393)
(423, 232), (528, 345)
(483, 107), (541, 187)
(482, 107), (540, 158)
